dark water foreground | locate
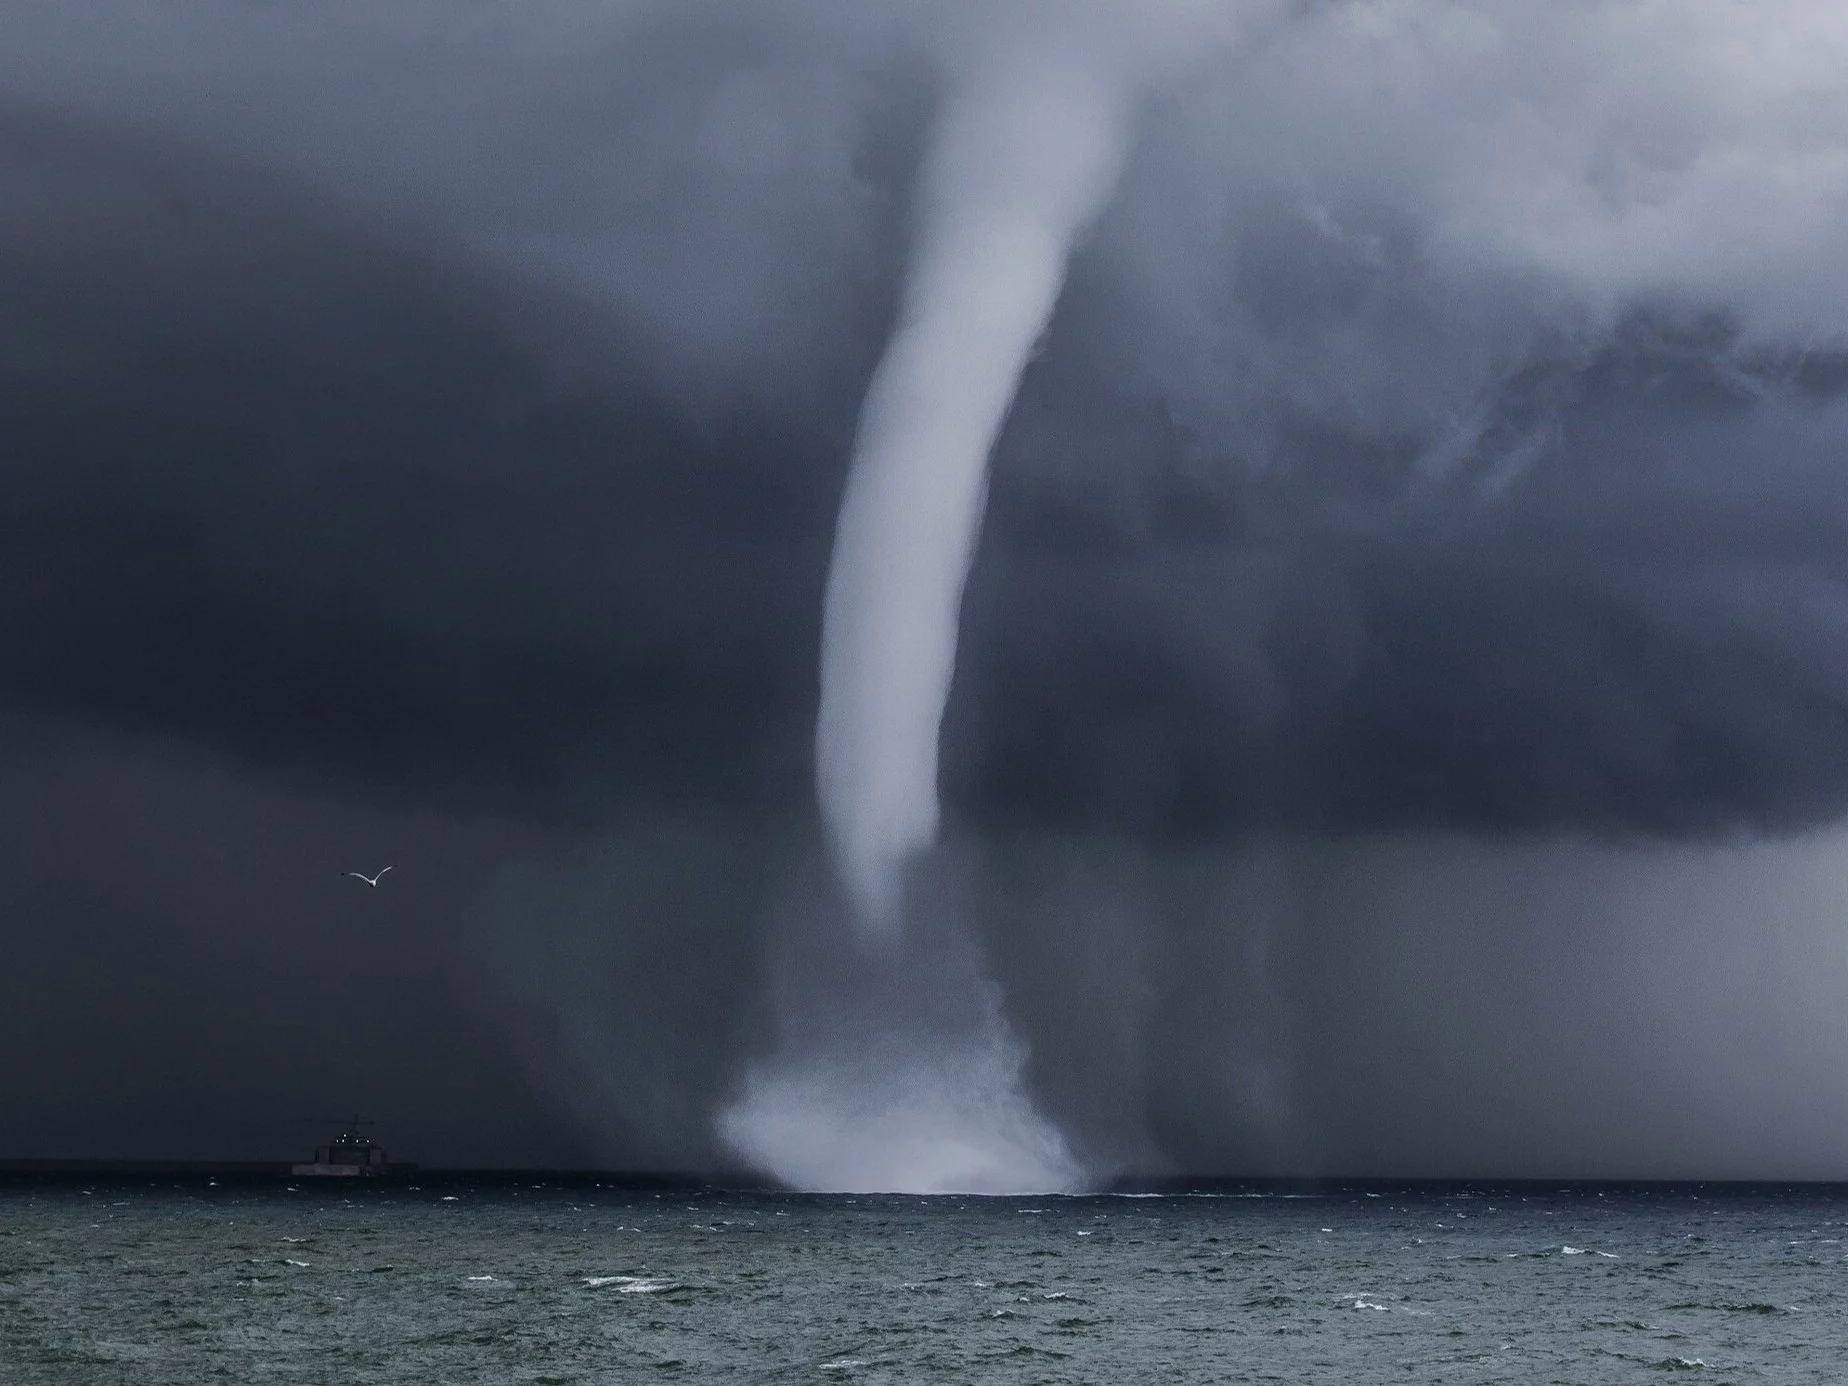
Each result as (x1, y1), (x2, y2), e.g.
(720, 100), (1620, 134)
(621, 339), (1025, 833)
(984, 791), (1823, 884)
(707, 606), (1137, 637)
(3, 1178), (1845, 1383)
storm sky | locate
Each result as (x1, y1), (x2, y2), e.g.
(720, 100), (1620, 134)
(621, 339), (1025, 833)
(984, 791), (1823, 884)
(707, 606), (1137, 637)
(8, 0), (1848, 1179)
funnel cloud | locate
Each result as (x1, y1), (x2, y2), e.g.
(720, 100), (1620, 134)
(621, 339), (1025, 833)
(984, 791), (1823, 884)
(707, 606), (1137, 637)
(816, 39), (1133, 933)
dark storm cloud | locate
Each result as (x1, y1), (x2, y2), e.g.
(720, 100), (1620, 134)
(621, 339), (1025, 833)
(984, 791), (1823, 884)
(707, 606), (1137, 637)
(10, 0), (1848, 1178)
(0, 95), (842, 822)
(953, 318), (1848, 840)
(9, 66), (1848, 842)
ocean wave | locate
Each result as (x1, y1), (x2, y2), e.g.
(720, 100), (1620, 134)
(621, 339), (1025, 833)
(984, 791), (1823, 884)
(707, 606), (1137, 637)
(582, 1275), (681, 1293)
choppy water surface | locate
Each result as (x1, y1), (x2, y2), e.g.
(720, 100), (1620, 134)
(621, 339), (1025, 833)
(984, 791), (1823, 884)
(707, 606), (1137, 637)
(4, 1180), (1846, 1383)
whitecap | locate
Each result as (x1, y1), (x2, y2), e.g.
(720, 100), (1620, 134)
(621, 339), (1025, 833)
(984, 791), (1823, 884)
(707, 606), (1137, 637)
(583, 1275), (680, 1293)
(467, 1275), (495, 1282)
(1351, 1299), (1390, 1311)
(1562, 1246), (1586, 1255)
(818, 1360), (867, 1372)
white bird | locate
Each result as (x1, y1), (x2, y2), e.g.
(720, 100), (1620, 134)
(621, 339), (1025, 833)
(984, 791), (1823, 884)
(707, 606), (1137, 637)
(341, 866), (395, 887)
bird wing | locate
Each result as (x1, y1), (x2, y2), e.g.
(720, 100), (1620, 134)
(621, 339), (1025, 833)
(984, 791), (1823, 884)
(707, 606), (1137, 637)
(378, 866), (395, 878)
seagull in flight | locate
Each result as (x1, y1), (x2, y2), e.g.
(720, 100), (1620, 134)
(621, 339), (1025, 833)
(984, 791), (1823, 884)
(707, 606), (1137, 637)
(341, 866), (395, 887)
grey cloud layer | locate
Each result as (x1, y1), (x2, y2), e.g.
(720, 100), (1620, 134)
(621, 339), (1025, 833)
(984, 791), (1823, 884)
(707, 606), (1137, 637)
(8, 1), (1848, 1173)
(7, 1), (1848, 839)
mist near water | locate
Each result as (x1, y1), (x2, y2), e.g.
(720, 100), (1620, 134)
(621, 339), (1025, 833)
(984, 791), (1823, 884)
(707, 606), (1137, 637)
(7, 1), (1848, 1187)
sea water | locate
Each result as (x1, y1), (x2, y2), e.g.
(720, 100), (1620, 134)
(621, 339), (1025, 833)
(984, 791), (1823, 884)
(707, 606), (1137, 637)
(3, 1180), (1845, 1383)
